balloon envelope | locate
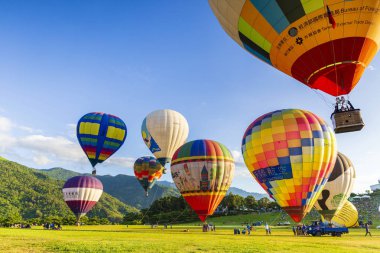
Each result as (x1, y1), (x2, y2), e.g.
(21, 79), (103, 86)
(134, 156), (164, 196)
(171, 139), (235, 222)
(314, 152), (356, 221)
(328, 201), (359, 228)
(141, 109), (189, 166)
(209, 0), (380, 96)
(63, 176), (103, 221)
(242, 109), (337, 222)
(77, 112), (127, 172)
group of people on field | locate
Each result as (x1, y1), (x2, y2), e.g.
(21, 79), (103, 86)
(43, 223), (62, 230)
(233, 223), (271, 235)
(292, 224), (307, 236)
(202, 223), (215, 232)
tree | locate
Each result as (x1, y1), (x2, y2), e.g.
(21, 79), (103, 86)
(244, 196), (257, 210)
(220, 193), (245, 210)
(258, 197), (270, 209)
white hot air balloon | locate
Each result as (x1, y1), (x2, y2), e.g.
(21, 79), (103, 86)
(315, 152), (356, 221)
(141, 109), (189, 169)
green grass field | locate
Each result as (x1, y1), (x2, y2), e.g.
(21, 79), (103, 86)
(0, 225), (379, 253)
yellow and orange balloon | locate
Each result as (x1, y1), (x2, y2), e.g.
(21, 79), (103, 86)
(209, 0), (380, 96)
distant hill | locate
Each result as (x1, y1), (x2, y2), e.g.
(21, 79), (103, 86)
(0, 159), (138, 223)
(227, 187), (269, 200)
(41, 169), (269, 209)
(97, 174), (179, 209)
(156, 181), (175, 188)
(40, 167), (82, 181)
(156, 182), (269, 200)
(42, 168), (179, 209)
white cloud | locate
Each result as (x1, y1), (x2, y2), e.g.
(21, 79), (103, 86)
(368, 65), (375, 71)
(0, 115), (41, 134)
(104, 157), (135, 169)
(0, 134), (16, 151)
(33, 154), (51, 165)
(0, 115), (87, 168)
(18, 125), (42, 134)
(0, 116), (12, 132)
(18, 135), (84, 162)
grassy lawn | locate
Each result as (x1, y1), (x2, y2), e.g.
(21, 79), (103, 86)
(0, 225), (379, 253)
(184, 212), (380, 227)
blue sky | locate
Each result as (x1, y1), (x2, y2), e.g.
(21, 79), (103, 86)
(0, 1), (379, 193)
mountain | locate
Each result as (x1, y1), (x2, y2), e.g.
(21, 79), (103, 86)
(39, 167), (82, 181)
(41, 169), (269, 208)
(96, 175), (179, 209)
(42, 168), (179, 209)
(227, 187), (269, 200)
(0, 159), (138, 223)
(156, 181), (175, 188)
(156, 181), (269, 200)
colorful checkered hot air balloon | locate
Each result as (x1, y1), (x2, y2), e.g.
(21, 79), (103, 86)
(141, 109), (189, 169)
(77, 112), (127, 175)
(209, 0), (380, 96)
(241, 109), (337, 222)
(134, 156), (164, 196)
(171, 140), (235, 222)
(62, 176), (103, 223)
(314, 152), (356, 221)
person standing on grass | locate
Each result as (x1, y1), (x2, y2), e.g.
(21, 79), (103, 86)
(365, 223), (372, 237)
(265, 223), (269, 235)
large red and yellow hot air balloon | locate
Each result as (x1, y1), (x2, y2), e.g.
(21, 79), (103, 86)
(171, 140), (235, 222)
(241, 109), (337, 222)
(77, 112), (127, 175)
(209, 0), (379, 133)
(209, 0), (380, 96)
(134, 156), (164, 196)
(62, 176), (103, 223)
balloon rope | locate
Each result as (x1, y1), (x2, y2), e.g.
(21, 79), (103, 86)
(168, 208), (188, 225)
(312, 89), (335, 109)
(138, 184), (160, 224)
(268, 210), (286, 226)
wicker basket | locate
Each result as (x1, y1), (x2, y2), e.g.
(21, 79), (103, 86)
(331, 109), (364, 134)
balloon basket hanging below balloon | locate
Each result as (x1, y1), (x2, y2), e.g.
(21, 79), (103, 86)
(92, 167), (96, 176)
(331, 109), (364, 134)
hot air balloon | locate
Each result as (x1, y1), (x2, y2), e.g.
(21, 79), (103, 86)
(77, 112), (127, 175)
(134, 156), (164, 196)
(209, 0), (378, 133)
(241, 109), (337, 222)
(322, 200), (359, 228)
(171, 139), (235, 222)
(62, 176), (103, 223)
(315, 152), (356, 221)
(141, 109), (189, 169)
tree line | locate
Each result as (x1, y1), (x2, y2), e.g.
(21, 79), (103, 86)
(123, 193), (279, 225)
